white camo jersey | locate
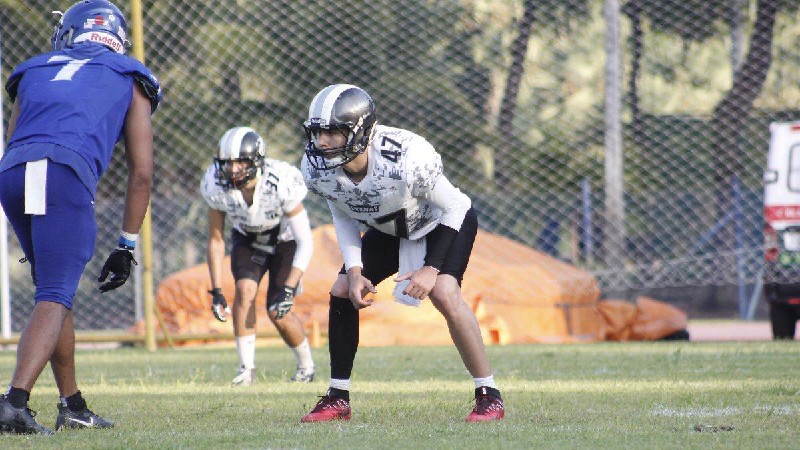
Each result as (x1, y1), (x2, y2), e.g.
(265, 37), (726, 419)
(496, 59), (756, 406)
(200, 158), (307, 242)
(301, 125), (471, 240)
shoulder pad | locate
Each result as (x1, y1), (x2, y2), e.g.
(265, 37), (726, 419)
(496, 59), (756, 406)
(5, 53), (55, 101)
(132, 73), (162, 113)
(99, 54), (162, 113)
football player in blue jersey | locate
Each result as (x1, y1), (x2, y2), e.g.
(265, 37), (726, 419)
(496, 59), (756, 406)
(0, 1), (161, 435)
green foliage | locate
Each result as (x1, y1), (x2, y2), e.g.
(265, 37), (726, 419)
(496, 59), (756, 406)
(0, 341), (798, 448)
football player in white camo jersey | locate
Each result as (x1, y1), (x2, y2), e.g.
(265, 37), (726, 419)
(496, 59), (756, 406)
(299, 85), (504, 423)
(200, 127), (315, 386)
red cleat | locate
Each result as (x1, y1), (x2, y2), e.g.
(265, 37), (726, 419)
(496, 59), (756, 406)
(466, 387), (504, 422)
(301, 396), (352, 423)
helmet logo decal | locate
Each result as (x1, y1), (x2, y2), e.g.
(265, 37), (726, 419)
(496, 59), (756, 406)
(74, 32), (123, 53)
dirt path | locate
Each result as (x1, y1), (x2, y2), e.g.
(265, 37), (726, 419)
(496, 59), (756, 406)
(686, 320), (789, 341)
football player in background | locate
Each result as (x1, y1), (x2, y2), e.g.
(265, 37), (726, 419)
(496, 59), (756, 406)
(201, 127), (315, 386)
(0, 0), (161, 434)
(299, 84), (504, 423)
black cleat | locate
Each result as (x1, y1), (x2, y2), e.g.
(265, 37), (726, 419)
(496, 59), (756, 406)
(55, 402), (114, 430)
(0, 394), (54, 435)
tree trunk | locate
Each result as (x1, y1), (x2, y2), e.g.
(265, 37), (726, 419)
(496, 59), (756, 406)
(711, 0), (777, 183)
(496, 0), (537, 186)
(624, 0), (644, 148)
(708, 0), (777, 302)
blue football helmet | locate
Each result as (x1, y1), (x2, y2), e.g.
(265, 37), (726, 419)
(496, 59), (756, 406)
(51, 0), (129, 54)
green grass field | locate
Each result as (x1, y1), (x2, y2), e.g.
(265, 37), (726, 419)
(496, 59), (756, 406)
(0, 341), (798, 449)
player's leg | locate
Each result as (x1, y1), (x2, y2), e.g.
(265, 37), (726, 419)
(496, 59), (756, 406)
(769, 301), (796, 339)
(50, 310), (77, 397)
(429, 275), (490, 377)
(265, 241), (315, 381)
(51, 311), (113, 430)
(229, 231), (266, 386)
(427, 208), (504, 421)
(302, 229), (399, 422)
(0, 162), (97, 433)
(35, 162), (110, 430)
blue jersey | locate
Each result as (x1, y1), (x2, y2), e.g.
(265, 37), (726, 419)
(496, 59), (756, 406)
(1, 44), (161, 196)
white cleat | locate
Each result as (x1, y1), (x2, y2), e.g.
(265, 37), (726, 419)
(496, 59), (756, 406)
(290, 366), (315, 383)
(231, 367), (255, 387)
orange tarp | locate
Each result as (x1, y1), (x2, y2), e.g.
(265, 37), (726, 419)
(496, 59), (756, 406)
(597, 296), (688, 341)
(150, 225), (685, 345)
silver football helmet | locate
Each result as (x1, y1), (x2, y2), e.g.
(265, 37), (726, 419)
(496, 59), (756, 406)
(214, 127), (265, 190)
(303, 84), (377, 170)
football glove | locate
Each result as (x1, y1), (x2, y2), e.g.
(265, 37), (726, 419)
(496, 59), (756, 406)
(98, 247), (137, 292)
(269, 285), (296, 319)
(209, 288), (230, 322)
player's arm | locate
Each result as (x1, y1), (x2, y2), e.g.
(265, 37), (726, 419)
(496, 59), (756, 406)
(394, 176), (470, 299)
(284, 203), (313, 288)
(206, 207), (230, 321)
(270, 203), (314, 319)
(98, 84), (153, 292)
(121, 84), (154, 235)
(207, 208), (226, 290)
(408, 141), (471, 271)
(327, 200), (376, 308)
(423, 175), (471, 271)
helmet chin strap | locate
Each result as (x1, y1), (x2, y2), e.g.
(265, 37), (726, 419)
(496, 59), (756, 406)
(238, 166), (261, 190)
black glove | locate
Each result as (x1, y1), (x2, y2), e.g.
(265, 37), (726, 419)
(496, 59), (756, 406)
(209, 288), (230, 322)
(269, 285), (296, 319)
(98, 248), (137, 292)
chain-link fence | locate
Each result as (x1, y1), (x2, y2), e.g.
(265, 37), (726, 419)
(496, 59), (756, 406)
(2, 0), (798, 331)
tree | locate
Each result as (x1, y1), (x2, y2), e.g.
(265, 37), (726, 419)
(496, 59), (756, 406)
(711, 0), (778, 184)
(495, 0), (592, 188)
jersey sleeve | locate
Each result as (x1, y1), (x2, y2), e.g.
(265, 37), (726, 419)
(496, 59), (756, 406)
(404, 136), (444, 198)
(105, 54), (162, 112)
(405, 136), (471, 231)
(280, 165), (308, 214)
(5, 69), (23, 101)
(5, 54), (53, 101)
(200, 165), (226, 210)
(328, 200), (364, 270)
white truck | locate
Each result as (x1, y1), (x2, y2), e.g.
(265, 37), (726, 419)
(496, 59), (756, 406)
(763, 121), (800, 339)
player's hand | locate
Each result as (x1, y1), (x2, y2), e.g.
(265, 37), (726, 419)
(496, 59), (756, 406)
(98, 248), (137, 292)
(269, 285), (296, 319)
(209, 288), (230, 322)
(394, 266), (439, 300)
(347, 268), (376, 309)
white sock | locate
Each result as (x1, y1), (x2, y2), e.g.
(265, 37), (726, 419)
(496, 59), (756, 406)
(329, 378), (351, 391)
(235, 334), (256, 370)
(473, 375), (497, 390)
(291, 338), (314, 369)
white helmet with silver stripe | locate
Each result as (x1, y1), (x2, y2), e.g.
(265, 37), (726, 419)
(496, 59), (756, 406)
(303, 84), (377, 170)
(214, 126), (265, 190)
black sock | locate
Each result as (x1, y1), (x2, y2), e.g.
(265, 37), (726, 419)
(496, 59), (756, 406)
(64, 391), (87, 412)
(328, 295), (359, 380)
(6, 386), (30, 408)
(475, 386), (502, 401)
(327, 387), (350, 401)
